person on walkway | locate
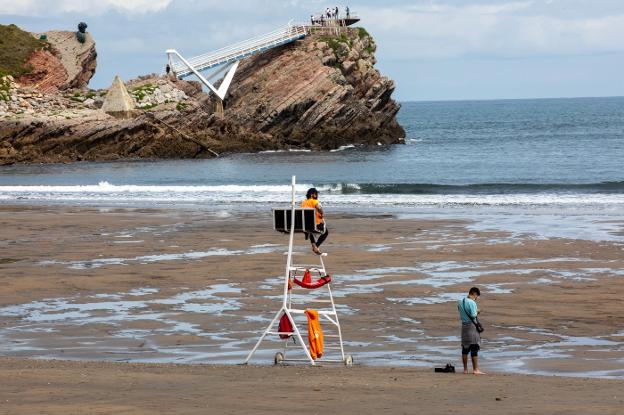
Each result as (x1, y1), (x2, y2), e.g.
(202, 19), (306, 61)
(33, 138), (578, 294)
(301, 188), (328, 255)
(346, 6), (350, 18)
(457, 287), (486, 375)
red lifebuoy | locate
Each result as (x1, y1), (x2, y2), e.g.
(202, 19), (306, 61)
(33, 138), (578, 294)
(292, 275), (331, 289)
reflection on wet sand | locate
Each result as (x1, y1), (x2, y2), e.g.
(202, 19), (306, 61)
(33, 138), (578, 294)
(1, 207), (623, 378)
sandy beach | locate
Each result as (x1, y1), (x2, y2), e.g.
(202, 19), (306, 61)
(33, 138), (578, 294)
(1, 205), (623, 413)
(1, 358), (623, 415)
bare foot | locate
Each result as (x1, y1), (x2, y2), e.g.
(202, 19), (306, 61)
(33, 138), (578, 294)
(473, 370), (487, 375)
(463, 370), (468, 374)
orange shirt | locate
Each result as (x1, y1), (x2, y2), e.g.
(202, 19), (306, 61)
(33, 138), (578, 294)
(301, 198), (322, 225)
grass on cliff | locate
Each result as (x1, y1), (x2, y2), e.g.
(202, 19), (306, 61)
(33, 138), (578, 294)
(357, 27), (370, 40)
(0, 77), (11, 101)
(131, 83), (157, 101)
(356, 27), (375, 54)
(0, 24), (48, 78)
(320, 33), (352, 59)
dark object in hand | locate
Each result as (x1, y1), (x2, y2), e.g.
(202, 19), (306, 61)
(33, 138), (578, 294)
(475, 319), (484, 333)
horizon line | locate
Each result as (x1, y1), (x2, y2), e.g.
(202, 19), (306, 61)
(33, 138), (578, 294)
(399, 95), (624, 104)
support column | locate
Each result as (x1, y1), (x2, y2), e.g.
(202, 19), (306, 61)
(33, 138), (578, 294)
(215, 99), (224, 118)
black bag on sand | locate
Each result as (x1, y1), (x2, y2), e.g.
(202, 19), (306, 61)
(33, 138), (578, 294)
(435, 363), (455, 373)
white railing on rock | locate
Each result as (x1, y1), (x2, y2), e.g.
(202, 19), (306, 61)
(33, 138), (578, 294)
(166, 23), (307, 102)
(169, 24), (307, 79)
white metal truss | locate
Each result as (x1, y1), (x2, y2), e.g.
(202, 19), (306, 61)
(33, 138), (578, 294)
(166, 23), (307, 101)
(243, 176), (352, 366)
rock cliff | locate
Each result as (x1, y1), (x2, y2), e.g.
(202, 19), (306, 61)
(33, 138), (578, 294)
(12, 28), (97, 93)
(0, 27), (404, 164)
(226, 28), (404, 148)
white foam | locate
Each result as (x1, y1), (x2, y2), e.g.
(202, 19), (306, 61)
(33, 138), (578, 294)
(0, 181), (311, 194)
(330, 144), (356, 152)
(2, 182), (623, 208)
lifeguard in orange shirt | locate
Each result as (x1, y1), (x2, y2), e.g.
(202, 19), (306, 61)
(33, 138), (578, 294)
(301, 187), (328, 255)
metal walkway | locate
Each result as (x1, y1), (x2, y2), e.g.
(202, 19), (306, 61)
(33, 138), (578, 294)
(170, 24), (306, 79)
(166, 24), (307, 101)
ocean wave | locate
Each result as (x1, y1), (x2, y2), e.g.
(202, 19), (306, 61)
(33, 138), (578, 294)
(6, 181), (622, 196)
(337, 181), (624, 195)
(1, 181), (624, 207)
(0, 181), (315, 194)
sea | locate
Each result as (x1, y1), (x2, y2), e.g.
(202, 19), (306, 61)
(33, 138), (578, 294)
(1, 96), (623, 240)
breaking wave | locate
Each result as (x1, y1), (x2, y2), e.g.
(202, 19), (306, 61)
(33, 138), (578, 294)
(1, 181), (624, 207)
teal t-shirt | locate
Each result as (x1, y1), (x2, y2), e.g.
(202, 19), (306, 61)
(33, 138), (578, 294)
(458, 297), (477, 323)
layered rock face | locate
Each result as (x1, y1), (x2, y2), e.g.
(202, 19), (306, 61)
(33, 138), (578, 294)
(0, 76), (270, 163)
(45, 31), (97, 90)
(226, 28), (405, 148)
(0, 27), (404, 164)
(17, 30), (97, 93)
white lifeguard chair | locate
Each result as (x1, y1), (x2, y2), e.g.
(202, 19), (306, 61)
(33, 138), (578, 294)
(243, 176), (352, 366)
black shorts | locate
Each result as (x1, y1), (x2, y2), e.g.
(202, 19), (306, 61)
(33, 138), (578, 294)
(462, 344), (480, 356)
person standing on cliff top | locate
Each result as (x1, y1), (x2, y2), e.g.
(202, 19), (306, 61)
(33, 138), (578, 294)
(301, 188), (328, 255)
(458, 287), (486, 375)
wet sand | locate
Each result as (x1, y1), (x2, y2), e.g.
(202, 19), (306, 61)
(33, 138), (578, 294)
(1, 205), (623, 412)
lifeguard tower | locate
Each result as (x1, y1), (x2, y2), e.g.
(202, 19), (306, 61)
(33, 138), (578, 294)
(243, 176), (352, 366)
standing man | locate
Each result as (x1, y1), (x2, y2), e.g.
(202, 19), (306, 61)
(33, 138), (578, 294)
(457, 287), (486, 375)
(301, 188), (328, 255)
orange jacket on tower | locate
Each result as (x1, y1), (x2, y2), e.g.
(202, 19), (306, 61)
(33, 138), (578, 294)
(304, 309), (324, 360)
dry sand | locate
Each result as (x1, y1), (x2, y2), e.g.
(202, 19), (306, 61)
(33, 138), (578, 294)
(1, 205), (623, 413)
(1, 358), (622, 415)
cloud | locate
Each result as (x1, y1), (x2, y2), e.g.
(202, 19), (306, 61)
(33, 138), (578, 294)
(0, 0), (316, 17)
(361, 1), (624, 60)
(0, 0), (173, 16)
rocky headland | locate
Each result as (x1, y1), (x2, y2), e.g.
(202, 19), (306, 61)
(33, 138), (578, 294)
(0, 25), (404, 164)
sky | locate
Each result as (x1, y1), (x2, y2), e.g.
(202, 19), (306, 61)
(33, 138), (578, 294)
(1, 0), (623, 101)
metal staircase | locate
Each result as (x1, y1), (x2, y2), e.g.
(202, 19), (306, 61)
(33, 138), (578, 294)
(166, 24), (307, 101)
